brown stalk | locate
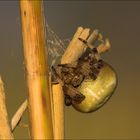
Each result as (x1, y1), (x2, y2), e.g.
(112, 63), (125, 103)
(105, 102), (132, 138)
(20, 1), (53, 139)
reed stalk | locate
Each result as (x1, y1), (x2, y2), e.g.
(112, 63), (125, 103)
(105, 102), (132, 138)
(20, 1), (53, 139)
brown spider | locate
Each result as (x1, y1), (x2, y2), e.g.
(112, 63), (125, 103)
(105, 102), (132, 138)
(52, 38), (104, 106)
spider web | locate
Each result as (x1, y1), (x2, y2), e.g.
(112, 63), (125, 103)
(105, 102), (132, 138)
(46, 24), (70, 67)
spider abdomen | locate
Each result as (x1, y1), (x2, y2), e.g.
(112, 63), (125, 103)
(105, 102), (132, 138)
(72, 62), (117, 113)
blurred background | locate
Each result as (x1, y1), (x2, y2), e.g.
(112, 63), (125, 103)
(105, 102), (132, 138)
(0, 1), (140, 139)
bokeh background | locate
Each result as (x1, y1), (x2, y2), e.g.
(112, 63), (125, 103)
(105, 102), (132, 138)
(0, 1), (140, 139)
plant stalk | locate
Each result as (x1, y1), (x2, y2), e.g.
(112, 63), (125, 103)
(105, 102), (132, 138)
(20, 1), (53, 139)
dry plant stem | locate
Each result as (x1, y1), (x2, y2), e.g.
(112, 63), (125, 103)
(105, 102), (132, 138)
(0, 77), (13, 139)
(49, 70), (64, 139)
(20, 1), (53, 139)
(11, 99), (28, 131)
(97, 38), (111, 53)
(61, 27), (90, 64)
(87, 29), (99, 44)
(51, 84), (64, 139)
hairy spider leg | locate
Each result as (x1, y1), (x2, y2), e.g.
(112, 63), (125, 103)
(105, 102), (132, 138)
(51, 66), (64, 85)
(78, 37), (103, 65)
(63, 84), (85, 104)
(57, 61), (78, 68)
(65, 94), (72, 106)
(78, 37), (105, 80)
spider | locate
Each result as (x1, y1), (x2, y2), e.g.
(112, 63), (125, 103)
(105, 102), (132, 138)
(52, 38), (104, 106)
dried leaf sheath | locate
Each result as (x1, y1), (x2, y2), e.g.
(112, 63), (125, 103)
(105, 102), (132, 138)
(20, 1), (53, 139)
(0, 77), (13, 139)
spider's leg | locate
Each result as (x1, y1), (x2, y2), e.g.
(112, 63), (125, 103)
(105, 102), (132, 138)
(51, 66), (63, 85)
(57, 61), (78, 68)
(63, 84), (85, 104)
(65, 95), (72, 106)
(78, 37), (93, 49)
(71, 73), (85, 87)
(92, 47), (101, 61)
(92, 49), (104, 69)
(78, 37), (101, 61)
(97, 59), (104, 69)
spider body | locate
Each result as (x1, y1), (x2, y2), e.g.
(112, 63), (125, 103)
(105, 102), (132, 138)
(53, 47), (104, 106)
(52, 38), (117, 113)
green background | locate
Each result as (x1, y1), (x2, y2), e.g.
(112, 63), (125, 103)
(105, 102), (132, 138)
(0, 1), (140, 139)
